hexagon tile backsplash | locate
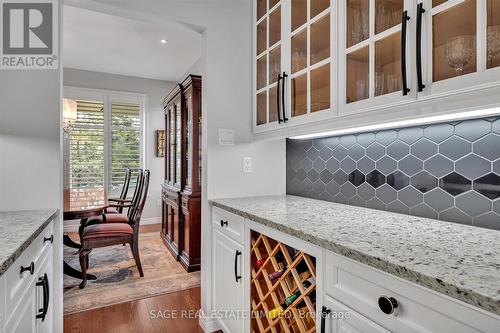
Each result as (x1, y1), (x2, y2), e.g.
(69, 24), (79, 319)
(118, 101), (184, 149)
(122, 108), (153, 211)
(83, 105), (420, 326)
(286, 117), (500, 230)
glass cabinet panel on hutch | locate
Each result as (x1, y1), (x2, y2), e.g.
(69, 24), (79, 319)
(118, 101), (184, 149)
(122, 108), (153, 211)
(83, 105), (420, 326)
(340, 0), (417, 115)
(418, 0), (500, 99)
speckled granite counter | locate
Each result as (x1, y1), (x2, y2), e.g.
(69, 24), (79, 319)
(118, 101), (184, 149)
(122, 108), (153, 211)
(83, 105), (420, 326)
(0, 209), (59, 276)
(210, 195), (500, 316)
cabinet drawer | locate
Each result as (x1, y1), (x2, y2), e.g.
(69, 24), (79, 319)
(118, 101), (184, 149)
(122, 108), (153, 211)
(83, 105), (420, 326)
(324, 250), (500, 333)
(212, 206), (244, 244)
(4, 221), (54, 323)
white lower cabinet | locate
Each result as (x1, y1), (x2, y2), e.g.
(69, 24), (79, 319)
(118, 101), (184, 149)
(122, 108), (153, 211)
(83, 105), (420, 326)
(323, 296), (389, 333)
(1, 220), (55, 333)
(212, 229), (245, 333)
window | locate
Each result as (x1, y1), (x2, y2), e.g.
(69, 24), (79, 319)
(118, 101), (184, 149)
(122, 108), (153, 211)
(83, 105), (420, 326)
(64, 89), (144, 200)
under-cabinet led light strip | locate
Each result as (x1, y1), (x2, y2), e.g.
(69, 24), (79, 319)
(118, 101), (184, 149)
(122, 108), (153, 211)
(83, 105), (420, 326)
(289, 107), (500, 140)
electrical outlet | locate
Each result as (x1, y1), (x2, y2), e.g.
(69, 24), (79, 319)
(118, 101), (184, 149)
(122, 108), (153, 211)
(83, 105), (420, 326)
(243, 157), (253, 173)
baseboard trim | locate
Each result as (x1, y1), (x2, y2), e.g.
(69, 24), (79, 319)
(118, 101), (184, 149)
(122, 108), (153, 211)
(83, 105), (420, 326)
(63, 216), (162, 232)
(199, 316), (221, 333)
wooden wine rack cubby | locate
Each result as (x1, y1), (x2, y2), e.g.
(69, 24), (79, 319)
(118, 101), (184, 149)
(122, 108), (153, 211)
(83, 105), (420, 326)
(250, 231), (317, 333)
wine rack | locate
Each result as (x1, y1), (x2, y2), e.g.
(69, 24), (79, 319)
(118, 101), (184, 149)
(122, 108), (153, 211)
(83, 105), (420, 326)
(250, 231), (317, 333)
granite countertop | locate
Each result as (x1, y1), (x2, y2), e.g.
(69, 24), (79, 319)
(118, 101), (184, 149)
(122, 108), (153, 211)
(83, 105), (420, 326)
(0, 209), (59, 276)
(210, 195), (500, 316)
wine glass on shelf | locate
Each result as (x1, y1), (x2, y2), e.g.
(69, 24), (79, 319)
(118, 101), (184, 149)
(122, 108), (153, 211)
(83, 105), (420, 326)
(487, 25), (500, 63)
(445, 35), (475, 76)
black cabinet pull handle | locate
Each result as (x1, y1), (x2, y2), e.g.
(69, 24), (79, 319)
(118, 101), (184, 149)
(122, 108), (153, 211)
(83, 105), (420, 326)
(44, 235), (54, 244)
(378, 296), (398, 315)
(277, 73), (283, 123)
(401, 10), (411, 96)
(220, 220), (228, 227)
(234, 250), (242, 283)
(36, 273), (49, 321)
(321, 305), (331, 333)
(20, 262), (35, 275)
(281, 72), (288, 123)
(416, 3), (426, 92)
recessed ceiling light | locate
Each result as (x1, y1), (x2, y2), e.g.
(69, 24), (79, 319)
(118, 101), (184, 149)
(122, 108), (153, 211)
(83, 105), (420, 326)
(160, 39), (168, 45)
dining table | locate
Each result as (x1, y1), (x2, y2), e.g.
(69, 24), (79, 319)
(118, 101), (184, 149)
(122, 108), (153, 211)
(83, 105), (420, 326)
(63, 188), (108, 280)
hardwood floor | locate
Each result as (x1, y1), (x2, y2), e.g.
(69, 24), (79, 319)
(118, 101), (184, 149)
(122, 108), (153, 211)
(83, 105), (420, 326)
(64, 287), (206, 333)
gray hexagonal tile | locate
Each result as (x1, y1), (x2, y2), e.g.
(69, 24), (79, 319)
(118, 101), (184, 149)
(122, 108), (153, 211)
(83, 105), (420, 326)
(399, 155), (423, 176)
(455, 119), (491, 141)
(326, 157), (340, 171)
(411, 171), (438, 193)
(440, 172), (472, 196)
(492, 119), (500, 135)
(387, 171), (410, 190)
(455, 154), (491, 180)
(302, 158), (313, 172)
(398, 186), (423, 208)
(332, 145), (348, 161)
(324, 137), (340, 149)
(494, 199), (500, 215)
(341, 182), (357, 199)
(366, 142), (385, 161)
(473, 134), (500, 160)
(333, 193), (348, 204)
(307, 169), (319, 182)
(398, 127), (424, 144)
(348, 195), (366, 207)
(313, 158), (326, 172)
(376, 184), (397, 204)
(439, 137), (471, 160)
(306, 146), (319, 160)
(411, 203), (438, 219)
(326, 180), (340, 196)
(387, 200), (410, 215)
(473, 173), (500, 199)
(357, 132), (375, 147)
(295, 147), (307, 161)
(340, 157), (357, 173)
(302, 178), (313, 194)
(376, 156), (397, 175)
(473, 212), (500, 229)
(313, 139), (326, 150)
(493, 159), (500, 174)
(424, 123), (454, 143)
(376, 130), (397, 145)
(366, 197), (386, 211)
(424, 155), (454, 178)
(357, 156), (375, 174)
(333, 170), (348, 185)
(411, 138), (438, 161)
(311, 180), (326, 196)
(349, 170), (365, 187)
(296, 169), (306, 181)
(424, 188), (454, 212)
(320, 169), (333, 184)
(349, 144), (365, 161)
(440, 207), (472, 225)
(366, 170), (386, 188)
(456, 191), (492, 217)
(319, 146), (332, 161)
(317, 191), (332, 202)
(358, 183), (376, 200)
(387, 141), (410, 160)
(340, 135), (357, 148)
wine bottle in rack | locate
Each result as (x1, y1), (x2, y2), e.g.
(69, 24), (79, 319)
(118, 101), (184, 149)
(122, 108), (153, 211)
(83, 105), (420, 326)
(268, 302), (288, 320)
(267, 259), (311, 281)
(284, 278), (315, 306)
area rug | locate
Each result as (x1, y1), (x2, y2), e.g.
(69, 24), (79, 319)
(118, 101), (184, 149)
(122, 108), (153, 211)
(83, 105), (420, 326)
(63, 232), (201, 314)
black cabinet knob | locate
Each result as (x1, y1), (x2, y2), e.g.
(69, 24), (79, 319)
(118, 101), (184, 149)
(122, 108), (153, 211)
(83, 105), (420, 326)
(20, 262), (35, 275)
(44, 235), (54, 244)
(220, 220), (228, 227)
(378, 296), (398, 315)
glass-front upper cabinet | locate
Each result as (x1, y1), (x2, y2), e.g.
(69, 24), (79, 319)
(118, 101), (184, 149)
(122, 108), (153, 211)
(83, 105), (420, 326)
(340, 0), (416, 115)
(255, 0), (283, 130)
(418, 0), (500, 97)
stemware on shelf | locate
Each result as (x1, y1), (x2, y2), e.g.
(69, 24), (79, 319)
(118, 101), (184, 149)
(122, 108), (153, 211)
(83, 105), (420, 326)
(445, 35), (476, 76)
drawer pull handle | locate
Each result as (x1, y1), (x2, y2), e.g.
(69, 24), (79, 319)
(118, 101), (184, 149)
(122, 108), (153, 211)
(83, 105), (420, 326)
(220, 220), (228, 227)
(44, 235), (54, 244)
(234, 250), (242, 283)
(320, 306), (331, 333)
(20, 262), (35, 275)
(36, 273), (49, 321)
(378, 296), (398, 315)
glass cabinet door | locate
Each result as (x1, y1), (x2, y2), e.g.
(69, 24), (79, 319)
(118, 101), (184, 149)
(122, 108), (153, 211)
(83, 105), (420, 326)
(169, 106), (175, 184)
(255, 0), (282, 128)
(290, 0), (333, 119)
(175, 101), (182, 186)
(342, 0), (412, 112)
(421, 0), (500, 96)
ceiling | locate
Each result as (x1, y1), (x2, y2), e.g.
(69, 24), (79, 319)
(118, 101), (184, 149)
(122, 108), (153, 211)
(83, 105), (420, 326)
(63, 5), (202, 81)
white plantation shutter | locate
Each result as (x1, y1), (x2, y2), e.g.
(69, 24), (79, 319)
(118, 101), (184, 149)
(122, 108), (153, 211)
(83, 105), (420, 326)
(110, 102), (141, 193)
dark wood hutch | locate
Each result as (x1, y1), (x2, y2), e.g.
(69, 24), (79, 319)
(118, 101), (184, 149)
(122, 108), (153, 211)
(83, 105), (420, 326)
(161, 75), (202, 272)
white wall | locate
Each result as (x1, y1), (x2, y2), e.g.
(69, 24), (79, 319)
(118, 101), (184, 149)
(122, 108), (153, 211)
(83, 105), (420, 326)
(63, 68), (176, 220)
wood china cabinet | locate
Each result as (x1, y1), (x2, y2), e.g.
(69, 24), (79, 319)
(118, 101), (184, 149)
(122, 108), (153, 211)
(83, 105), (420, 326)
(253, 0), (500, 135)
(161, 75), (202, 272)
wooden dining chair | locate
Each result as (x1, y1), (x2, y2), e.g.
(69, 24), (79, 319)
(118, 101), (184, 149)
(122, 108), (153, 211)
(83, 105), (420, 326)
(106, 168), (133, 214)
(78, 170), (150, 289)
